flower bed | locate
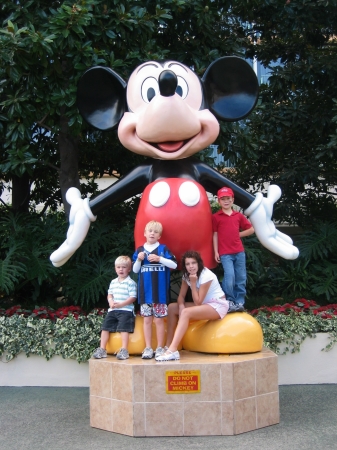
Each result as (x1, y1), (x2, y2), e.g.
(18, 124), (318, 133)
(0, 305), (105, 363)
(250, 299), (337, 354)
(1, 299), (337, 364)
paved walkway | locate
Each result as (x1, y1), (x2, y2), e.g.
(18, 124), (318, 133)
(1, 385), (337, 450)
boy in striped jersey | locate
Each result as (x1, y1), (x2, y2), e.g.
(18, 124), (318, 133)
(92, 256), (137, 360)
(133, 221), (177, 359)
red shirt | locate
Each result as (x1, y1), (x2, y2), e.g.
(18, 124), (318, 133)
(212, 209), (252, 255)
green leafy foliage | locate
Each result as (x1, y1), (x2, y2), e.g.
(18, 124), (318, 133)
(0, 310), (104, 362)
(2, 300), (337, 363)
(256, 310), (337, 354)
(1, 0), (336, 309)
(226, 0), (337, 226)
(0, 245), (26, 294)
(62, 256), (116, 306)
(0, 0), (249, 213)
(0, 199), (138, 309)
(0, 212), (62, 303)
(311, 264), (337, 301)
(52, 313), (103, 362)
(299, 222), (337, 261)
(244, 222), (337, 308)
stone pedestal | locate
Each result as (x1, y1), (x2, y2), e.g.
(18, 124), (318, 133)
(90, 348), (279, 436)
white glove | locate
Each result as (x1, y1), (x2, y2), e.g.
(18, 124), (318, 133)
(244, 185), (299, 260)
(50, 188), (97, 267)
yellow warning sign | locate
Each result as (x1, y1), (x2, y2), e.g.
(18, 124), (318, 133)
(166, 370), (201, 394)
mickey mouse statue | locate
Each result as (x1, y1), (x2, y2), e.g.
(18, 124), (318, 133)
(50, 57), (299, 268)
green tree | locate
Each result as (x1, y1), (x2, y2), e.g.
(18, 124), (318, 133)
(2, 0), (336, 222)
(224, 0), (337, 227)
(0, 0), (252, 307)
(0, 1), (162, 213)
(0, 0), (249, 214)
(1, 0), (337, 308)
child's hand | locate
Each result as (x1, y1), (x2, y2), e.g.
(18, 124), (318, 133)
(189, 274), (198, 283)
(137, 252), (145, 261)
(147, 254), (160, 263)
(178, 303), (185, 316)
(110, 301), (119, 309)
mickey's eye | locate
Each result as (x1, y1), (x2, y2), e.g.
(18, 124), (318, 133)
(141, 77), (159, 103)
(176, 76), (188, 99)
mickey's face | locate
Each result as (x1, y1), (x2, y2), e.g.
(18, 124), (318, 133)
(77, 57), (259, 161)
(118, 60), (220, 160)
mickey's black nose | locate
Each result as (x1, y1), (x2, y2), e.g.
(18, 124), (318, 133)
(158, 70), (178, 97)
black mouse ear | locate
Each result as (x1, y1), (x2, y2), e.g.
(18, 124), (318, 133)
(77, 66), (127, 130)
(202, 56), (259, 122)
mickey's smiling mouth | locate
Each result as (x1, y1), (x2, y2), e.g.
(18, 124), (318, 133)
(156, 140), (186, 152)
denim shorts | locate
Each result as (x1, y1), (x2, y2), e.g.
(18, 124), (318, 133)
(101, 310), (135, 333)
(140, 303), (168, 318)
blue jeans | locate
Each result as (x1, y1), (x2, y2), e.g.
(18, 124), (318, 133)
(220, 252), (246, 305)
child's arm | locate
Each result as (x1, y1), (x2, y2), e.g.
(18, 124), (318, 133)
(107, 284), (115, 308)
(107, 293), (114, 309)
(147, 253), (177, 269)
(111, 280), (137, 309)
(177, 280), (189, 314)
(239, 226), (254, 238)
(189, 275), (212, 306)
(213, 232), (221, 263)
(160, 256), (177, 269)
(133, 252), (145, 273)
(111, 296), (136, 309)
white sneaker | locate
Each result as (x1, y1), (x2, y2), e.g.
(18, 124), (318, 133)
(92, 347), (107, 359)
(155, 349), (180, 361)
(155, 346), (168, 358)
(142, 347), (154, 359)
(115, 348), (129, 360)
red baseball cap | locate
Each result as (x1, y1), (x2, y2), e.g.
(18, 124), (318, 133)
(217, 187), (234, 198)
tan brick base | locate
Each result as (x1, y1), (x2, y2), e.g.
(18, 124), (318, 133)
(90, 348), (279, 436)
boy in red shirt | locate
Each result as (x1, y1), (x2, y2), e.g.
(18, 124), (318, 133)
(212, 187), (254, 312)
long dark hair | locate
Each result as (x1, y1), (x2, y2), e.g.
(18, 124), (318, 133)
(181, 250), (205, 279)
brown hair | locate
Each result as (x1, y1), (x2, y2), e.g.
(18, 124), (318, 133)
(181, 250), (205, 279)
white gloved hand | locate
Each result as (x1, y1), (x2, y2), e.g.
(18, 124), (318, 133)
(244, 185), (299, 260)
(50, 188), (97, 267)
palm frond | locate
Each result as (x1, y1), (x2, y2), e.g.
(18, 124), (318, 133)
(0, 246), (26, 294)
(63, 255), (115, 307)
(24, 246), (57, 284)
(311, 263), (337, 301)
(75, 218), (116, 261)
(298, 221), (337, 261)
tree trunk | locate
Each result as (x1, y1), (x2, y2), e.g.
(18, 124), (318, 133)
(58, 111), (80, 218)
(11, 172), (30, 213)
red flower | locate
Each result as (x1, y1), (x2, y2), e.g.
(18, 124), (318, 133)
(55, 306), (86, 320)
(89, 308), (107, 316)
(248, 298), (337, 320)
(31, 306), (56, 320)
(321, 313), (333, 319)
(5, 305), (31, 317)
